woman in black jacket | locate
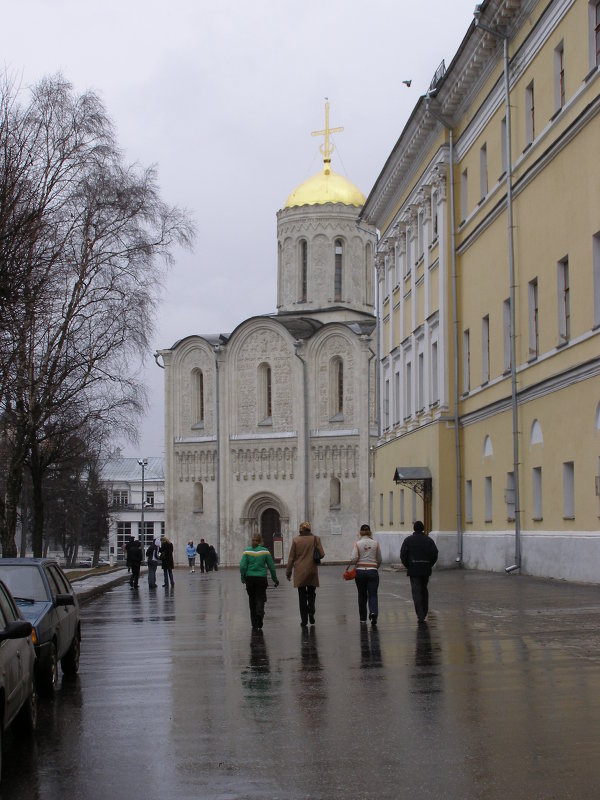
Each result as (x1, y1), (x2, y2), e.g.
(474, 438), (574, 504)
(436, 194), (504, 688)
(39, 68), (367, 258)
(159, 536), (175, 587)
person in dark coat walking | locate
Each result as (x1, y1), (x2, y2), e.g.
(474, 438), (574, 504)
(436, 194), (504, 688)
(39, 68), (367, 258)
(128, 539), (143, 588)
(400, 520), (438, 624)
(207, 544), (219, 572)
(196, 539), (209, 573)
(160, 536), (175, 587)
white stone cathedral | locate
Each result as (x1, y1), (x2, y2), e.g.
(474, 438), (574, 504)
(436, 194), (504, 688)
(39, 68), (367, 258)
(159, 107), (377, 565)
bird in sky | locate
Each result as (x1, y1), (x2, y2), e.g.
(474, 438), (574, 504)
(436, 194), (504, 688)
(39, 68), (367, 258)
(402, 80), (412, 87)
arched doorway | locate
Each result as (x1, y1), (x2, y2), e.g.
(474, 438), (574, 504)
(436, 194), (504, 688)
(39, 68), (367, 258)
(260, 508), (280, 555)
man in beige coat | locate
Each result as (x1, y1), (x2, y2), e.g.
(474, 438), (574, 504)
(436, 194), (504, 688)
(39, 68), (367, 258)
(286, 521), (325, 627)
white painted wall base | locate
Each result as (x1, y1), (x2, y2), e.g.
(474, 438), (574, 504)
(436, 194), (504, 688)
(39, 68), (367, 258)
(375, 530), (600, 585)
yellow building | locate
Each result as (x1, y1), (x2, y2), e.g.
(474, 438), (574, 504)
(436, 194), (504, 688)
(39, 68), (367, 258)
(361, 0), (600, 582)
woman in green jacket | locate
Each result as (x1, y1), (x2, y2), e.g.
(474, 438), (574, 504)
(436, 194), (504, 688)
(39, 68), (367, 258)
(240, 533), (279, 630)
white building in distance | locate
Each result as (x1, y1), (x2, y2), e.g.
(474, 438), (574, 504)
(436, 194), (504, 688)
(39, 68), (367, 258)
(100, 452), (165, 563)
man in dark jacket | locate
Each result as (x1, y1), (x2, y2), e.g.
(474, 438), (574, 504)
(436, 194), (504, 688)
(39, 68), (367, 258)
(196, 539), (210, 573)
(128, 539), (143, 588)
(400, 520), (438, 623)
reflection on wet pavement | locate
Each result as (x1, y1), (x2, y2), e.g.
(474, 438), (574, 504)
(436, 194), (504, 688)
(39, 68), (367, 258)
(2, 568), (600, 799)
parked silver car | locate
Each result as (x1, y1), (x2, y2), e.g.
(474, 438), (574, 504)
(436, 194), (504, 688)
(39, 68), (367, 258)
(0, 579), (37, 779)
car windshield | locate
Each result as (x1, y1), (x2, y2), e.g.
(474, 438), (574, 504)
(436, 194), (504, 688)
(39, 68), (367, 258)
(0, 566), (48, 602)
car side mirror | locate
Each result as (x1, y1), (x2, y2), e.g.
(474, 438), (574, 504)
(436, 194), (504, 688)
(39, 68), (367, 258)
(0, 619), (33, 641)
(54, 593), (75, 607)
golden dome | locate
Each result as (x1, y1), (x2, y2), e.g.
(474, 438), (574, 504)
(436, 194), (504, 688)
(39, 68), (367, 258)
(284, 165), (366, 209)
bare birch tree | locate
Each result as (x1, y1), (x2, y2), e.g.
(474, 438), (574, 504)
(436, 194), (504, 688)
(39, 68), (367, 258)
(0, 74), (195, 556)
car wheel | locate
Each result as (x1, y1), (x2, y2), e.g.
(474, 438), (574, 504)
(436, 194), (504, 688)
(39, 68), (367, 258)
(61, 631), (80, 676)
(39, 643), (59, 696)
(15, 679), (37, 734)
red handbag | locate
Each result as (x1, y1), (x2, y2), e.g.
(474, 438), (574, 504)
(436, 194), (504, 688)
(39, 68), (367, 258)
(343, 564), (357, 581)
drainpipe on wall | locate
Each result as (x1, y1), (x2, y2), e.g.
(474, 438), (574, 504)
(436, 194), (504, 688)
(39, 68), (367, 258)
(426, 95), (463, 566)
(213, 345), (221, 560)
(365, 340), (376, 529)
(294, 341), (309, 520)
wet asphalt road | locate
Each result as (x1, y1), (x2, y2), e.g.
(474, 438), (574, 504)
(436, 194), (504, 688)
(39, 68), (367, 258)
(2, 566), (600, 800)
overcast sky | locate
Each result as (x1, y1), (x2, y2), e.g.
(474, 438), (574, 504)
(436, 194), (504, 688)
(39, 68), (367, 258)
(3, 0), (477, 459)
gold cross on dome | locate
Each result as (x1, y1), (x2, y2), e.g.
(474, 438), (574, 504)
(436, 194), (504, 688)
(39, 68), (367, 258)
(311, 99), (343, 167)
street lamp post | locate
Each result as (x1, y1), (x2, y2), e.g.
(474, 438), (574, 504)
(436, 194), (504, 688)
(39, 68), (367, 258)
(138, 458), (148, 552)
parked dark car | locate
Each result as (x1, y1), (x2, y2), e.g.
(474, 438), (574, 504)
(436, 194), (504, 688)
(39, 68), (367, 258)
(0, 559), (81, 696)
(0, 579), (37, 778)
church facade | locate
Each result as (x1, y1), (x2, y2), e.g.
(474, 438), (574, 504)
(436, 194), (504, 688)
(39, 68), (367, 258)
(159, 111), (377, 566)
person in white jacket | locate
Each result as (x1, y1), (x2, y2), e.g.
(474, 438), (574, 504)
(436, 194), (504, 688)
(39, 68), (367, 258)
(350, 524), (382, 626)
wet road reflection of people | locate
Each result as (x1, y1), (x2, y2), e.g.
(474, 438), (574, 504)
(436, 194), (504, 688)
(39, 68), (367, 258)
(360, 624), (383, 670)
(411, 622), (442, 695)
(242, 630), (273, 712)
(297, 627), (325, 726)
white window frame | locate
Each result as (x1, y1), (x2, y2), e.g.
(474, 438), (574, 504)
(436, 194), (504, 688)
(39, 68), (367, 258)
(405, 361), (412, 419)
(394, 369), (401, 425)
(462, 329), (470, 393)
(557, 257), (570, 343)
(503, 298), (511, 372)
(554, 41), (565, 111)
(594, 232), (600, 327)
(480, 143), (488, 199)
(431, 340), (439, 405)
(482, 315), (490, 384)
(588, 1), (600, 70)
(484, 476), (493, 523)
(525, 81), (535, 145)
(461, 168), (468, 221)
(528, 279), (539, 359)
(532, 467), (543, 520)
(563, 461), (575, 519)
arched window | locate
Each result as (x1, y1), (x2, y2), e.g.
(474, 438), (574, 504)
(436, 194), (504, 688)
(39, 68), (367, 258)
(329, 357), (344, 420)
(334, 239), (343, 301)
(194, 482), (204, 512)
(330, 477), (341, 509)
(299, 240), (308, 302)
(258, 363), (272, 424)
(192, 369), (204, 427)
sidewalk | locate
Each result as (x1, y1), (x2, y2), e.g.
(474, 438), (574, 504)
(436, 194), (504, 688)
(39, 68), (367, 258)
(67, 566), (145, 603)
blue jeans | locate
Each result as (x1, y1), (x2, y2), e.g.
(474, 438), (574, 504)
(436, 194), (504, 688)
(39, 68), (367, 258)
(147, 561), (158, 588)
(355, 570), (379, 620)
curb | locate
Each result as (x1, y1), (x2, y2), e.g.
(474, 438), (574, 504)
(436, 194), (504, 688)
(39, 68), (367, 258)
(74, 571), (133, 604)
